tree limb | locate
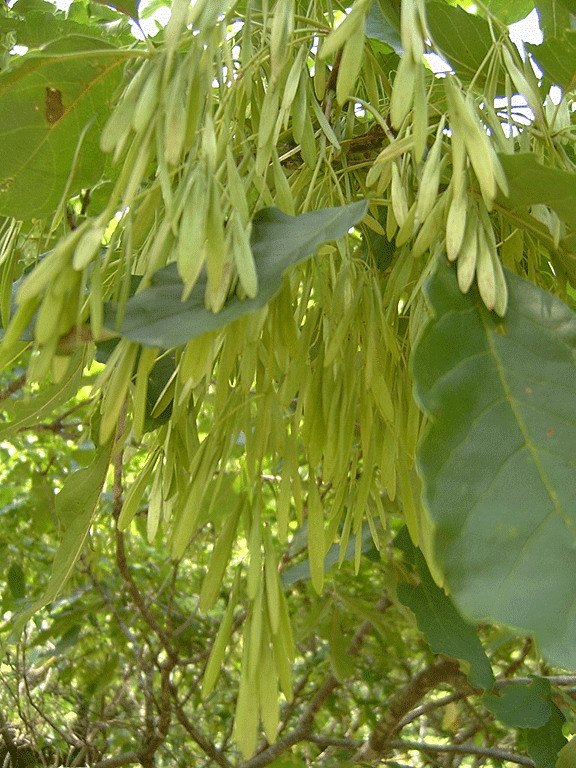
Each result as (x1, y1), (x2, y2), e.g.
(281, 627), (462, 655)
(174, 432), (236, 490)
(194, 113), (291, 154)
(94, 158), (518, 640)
(353, 656), (474, 763)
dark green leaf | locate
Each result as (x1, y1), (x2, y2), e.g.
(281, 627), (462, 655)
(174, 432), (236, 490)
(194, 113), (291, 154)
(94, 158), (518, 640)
(483, 677), (552, 728)
(525, 703), (567, 767)
(92, 0), (139, 18)
(395, 527), (494, 690)
(411, 260), (576, 668)
(144, 352), (175, 431)
(105, 200), (368, 349)
(0, 36), (126, 220)
(498, 152), (576, 229)
(526, 32), (576, 91)
(365, 1), (402, 53)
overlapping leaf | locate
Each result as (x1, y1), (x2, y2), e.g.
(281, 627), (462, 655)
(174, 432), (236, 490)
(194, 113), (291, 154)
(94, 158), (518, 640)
(427, 3), (494, 83)
(395, 527), (494, 690)
(526, 32), (576, 91)
(0, 35), (126, 219)
(6, 446), (111, 642)
(105, 201), (368, 349)
(483, 677), (553, 728)
(498, 153), (576, 230)
(412, 260), (576, 668)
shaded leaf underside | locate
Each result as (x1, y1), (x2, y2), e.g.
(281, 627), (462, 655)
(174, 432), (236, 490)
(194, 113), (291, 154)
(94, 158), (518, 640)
(104, 200), (369, 349)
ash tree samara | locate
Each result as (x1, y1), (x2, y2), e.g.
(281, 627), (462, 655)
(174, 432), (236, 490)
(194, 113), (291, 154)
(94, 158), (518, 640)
(0, 0), (575, 763)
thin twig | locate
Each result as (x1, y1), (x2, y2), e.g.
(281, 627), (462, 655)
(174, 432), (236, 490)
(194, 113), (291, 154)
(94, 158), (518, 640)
(170, 690), (234, 768)
(0, 373), (26, 401)
(91, 750), (142, 768)
(391, 739), (535, 766)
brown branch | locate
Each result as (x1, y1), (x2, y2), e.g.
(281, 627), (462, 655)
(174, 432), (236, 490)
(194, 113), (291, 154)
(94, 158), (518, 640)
(0, 711), (20, 766)
(138, 661), (174, 768)
(0, 372), (26, 401)
(354, 656), (475, 763)
(391, 739), (535, 766)
(324, 48), (343, 96)
(92, 751), (142, 768)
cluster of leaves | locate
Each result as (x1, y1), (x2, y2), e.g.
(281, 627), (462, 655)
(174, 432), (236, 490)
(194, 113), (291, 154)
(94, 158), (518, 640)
(0, 0), (575, 764)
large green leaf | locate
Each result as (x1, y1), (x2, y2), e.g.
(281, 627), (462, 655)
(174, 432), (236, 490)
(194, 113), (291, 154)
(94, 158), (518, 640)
(0, 35), (126, 220)
(526, 32), (576, 91)
(411, 260), (576, 668)
(498, 153), (576, 230)
(6, 446), (111, 641)
(105, 201), (368, 349)
(395, 528), (494, 690)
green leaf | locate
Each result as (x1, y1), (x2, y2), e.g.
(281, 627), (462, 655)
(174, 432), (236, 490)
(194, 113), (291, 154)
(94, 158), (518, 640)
(0, 10), (97, 48)
(411, 260), (576, 669)
(556, 735), (576, 768)
(525, 703), (567, 768)
(6, 446), (111, 640)
(0, 35), (126, 220)
(0, 352), (84, 440)
(534, 0), (571, 39)
(427, 3), (493, 83)
(92, 0), (140, 18)
(365, 1), (402, 53)
(526, 32), (576, 91)
(498, 152), (576, 229)
(556, 0), (576, 13)
(483, 677), (552, 728)
(484, 0), (535, 23)
(105, 200), (368, 349)
(395, 527), (494, 690)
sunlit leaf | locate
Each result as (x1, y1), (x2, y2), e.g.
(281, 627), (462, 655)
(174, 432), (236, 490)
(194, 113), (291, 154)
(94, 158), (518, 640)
(0, 35), (126, 220)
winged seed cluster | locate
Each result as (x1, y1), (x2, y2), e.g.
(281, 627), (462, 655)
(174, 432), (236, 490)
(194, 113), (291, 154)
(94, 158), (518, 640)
(0, 0), (572, 755)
